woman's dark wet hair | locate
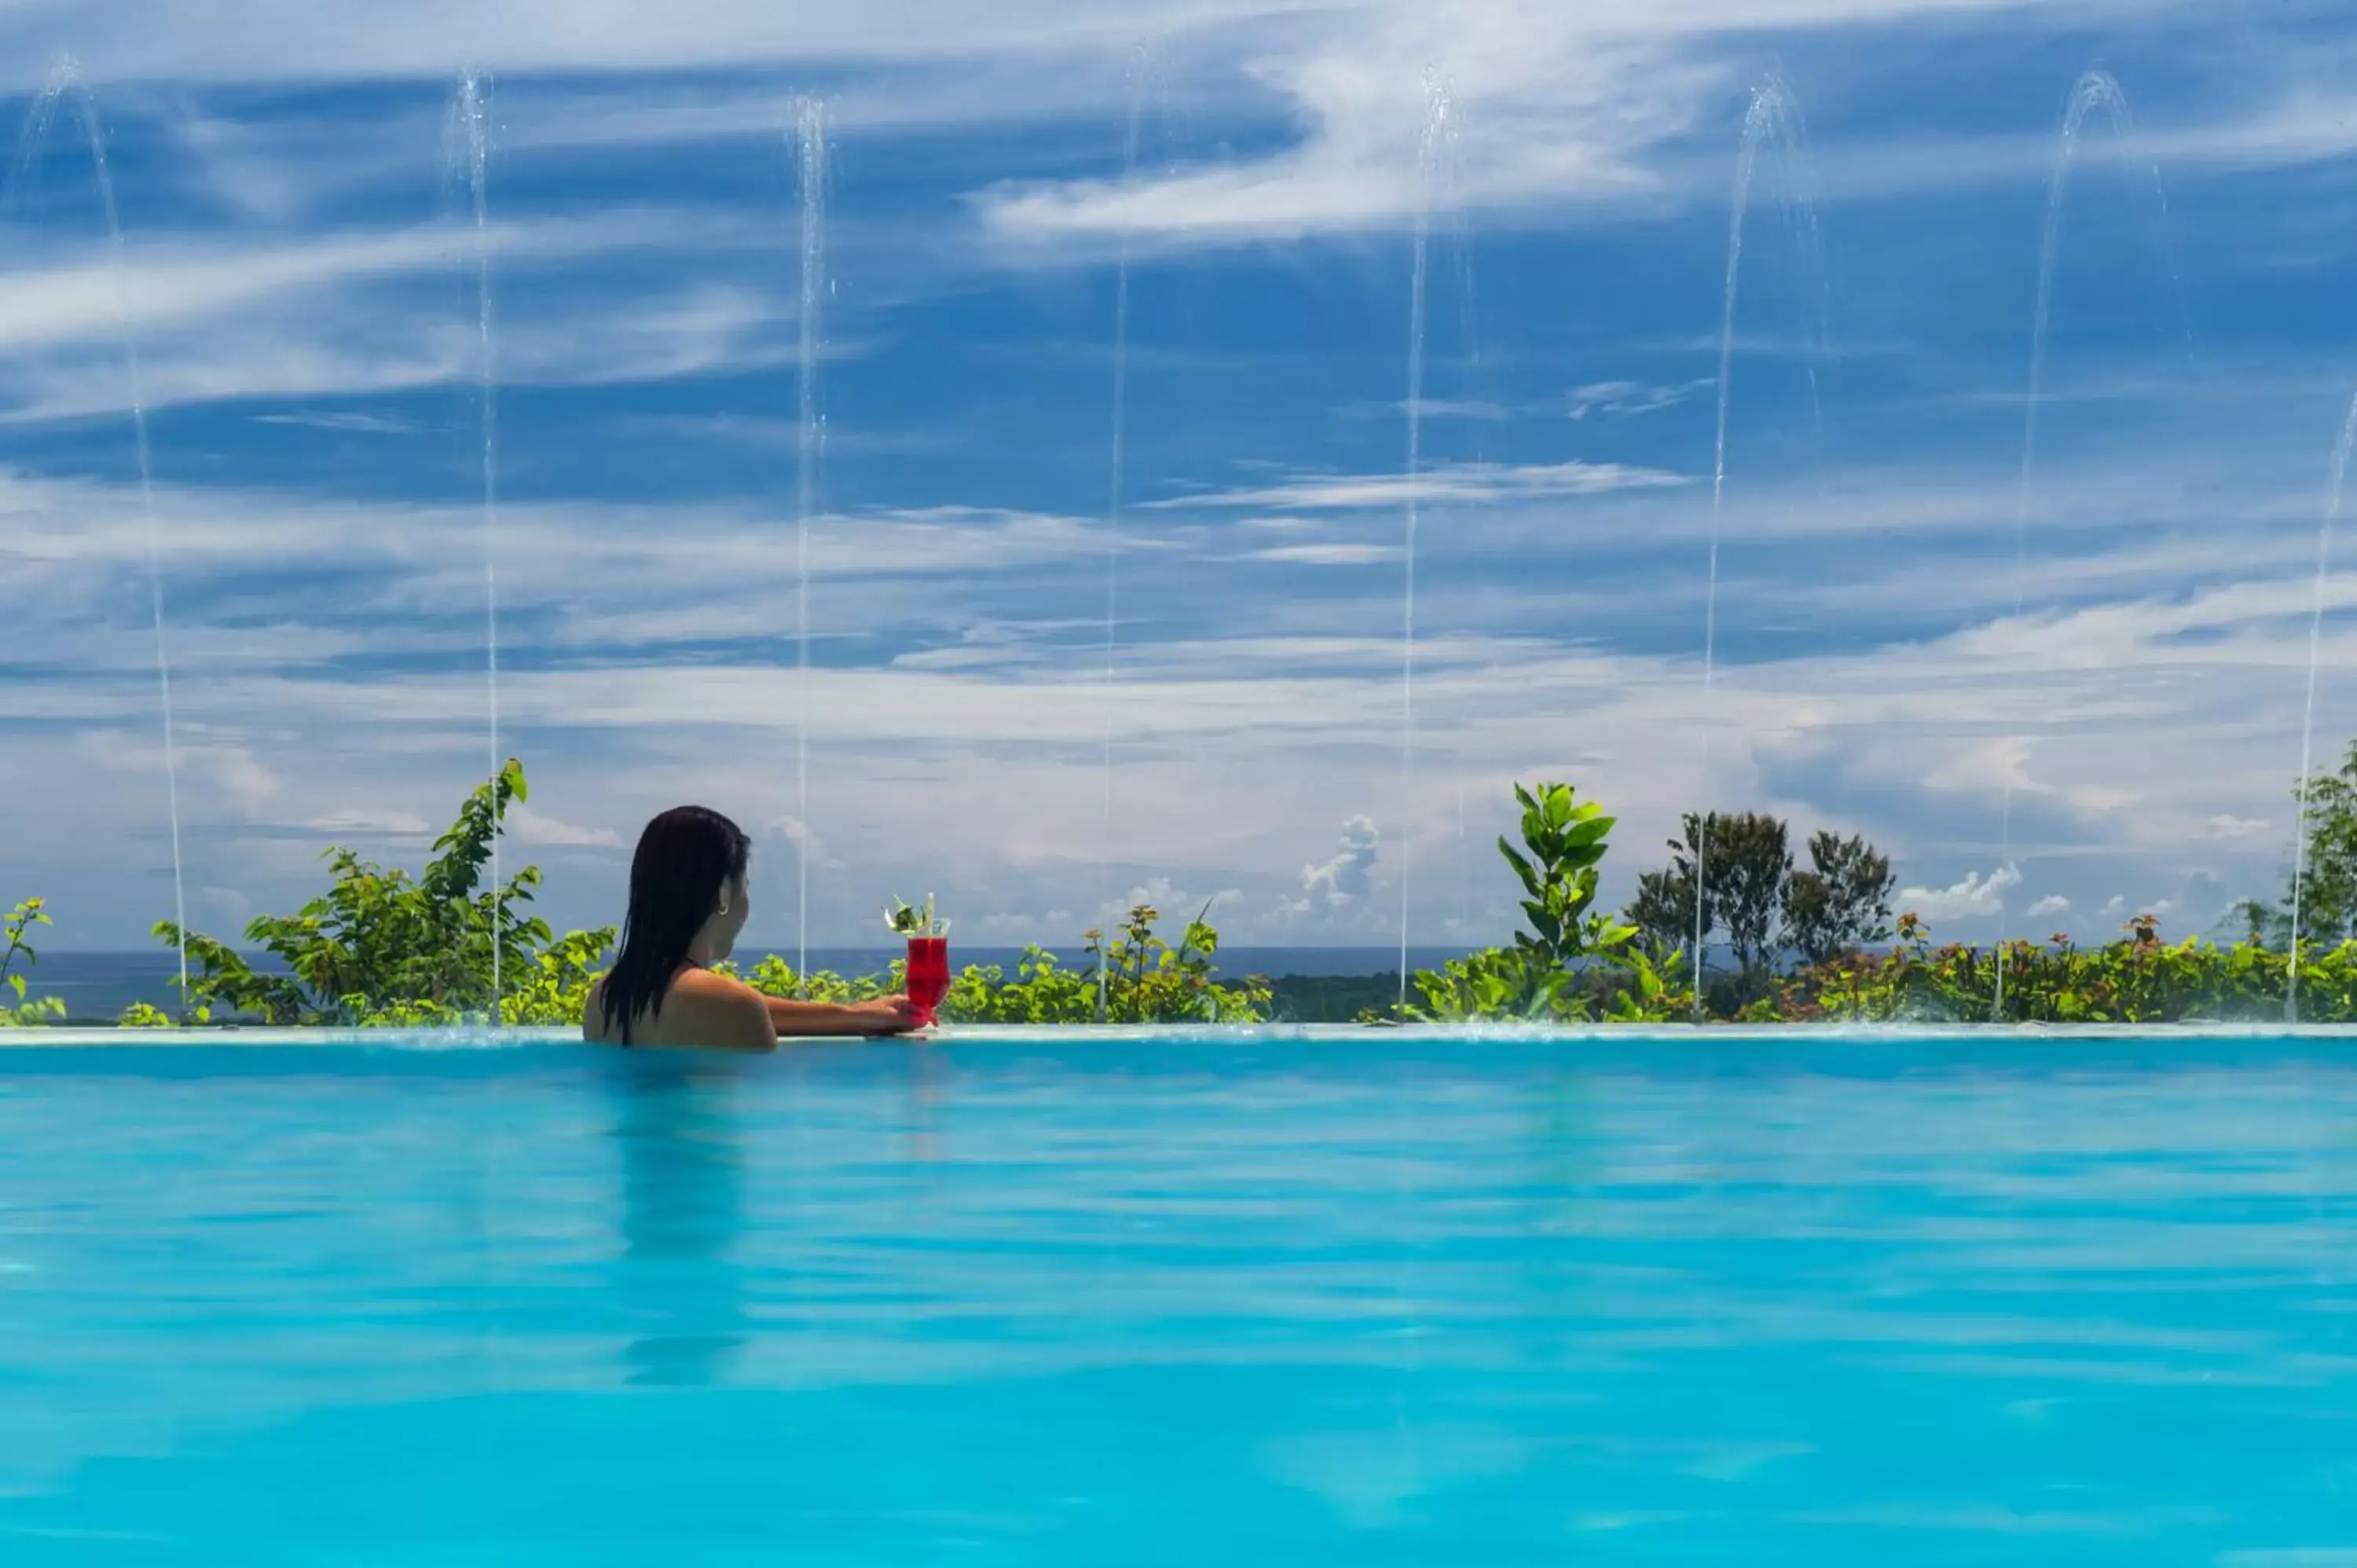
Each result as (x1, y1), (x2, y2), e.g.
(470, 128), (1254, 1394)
(601, 805), (752, 1044)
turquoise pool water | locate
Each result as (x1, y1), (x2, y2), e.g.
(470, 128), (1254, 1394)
(2, 1030), (2353, 1563)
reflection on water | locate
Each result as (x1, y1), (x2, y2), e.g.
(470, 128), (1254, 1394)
(613, 1061), (748, 1387)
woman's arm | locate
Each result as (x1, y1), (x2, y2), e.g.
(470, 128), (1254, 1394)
(763, 995), (921, 1038)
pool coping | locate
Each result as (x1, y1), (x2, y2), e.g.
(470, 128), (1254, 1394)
(6, 1022), (2357, 1048)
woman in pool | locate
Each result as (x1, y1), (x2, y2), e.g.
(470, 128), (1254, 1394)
(585, 805), (919, 1049)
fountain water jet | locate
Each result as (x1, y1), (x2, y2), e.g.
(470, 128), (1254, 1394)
(1097, 79), (1144, 1025)
(453, 71), (503, 1020)
(1693, 75), (1813, 1017)
(13, 64), (189, 1019)
(2286, 390), (2357, 1022)
(794, 101), (828, 998)
(1992, 69), (2139, 1020)
(1396, 83), (1448, 1013)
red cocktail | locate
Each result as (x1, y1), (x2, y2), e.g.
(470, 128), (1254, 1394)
(905, 936), (950, 1028)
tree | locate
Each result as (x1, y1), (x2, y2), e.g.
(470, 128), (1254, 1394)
(1707, 813), (1792, 983)
(158, 760), (605, 1024)
(2256, 739), (2357, 951)
(1627, 813), (1896, 1013)
(1628, 859), (1701, 965)
(1626, 812), (1789, 984)
(1782, 831), (1897, 965)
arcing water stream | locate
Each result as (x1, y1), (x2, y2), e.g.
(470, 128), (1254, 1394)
(1396, 84), (1449, 1012)
(1097, 82), (1143, 1025)
(794, 99), (828, 999)
(1693, 75), (1812, 1016)
(453, 71), (503, 1019)
(1992, 70), (2135, 1020)
(14, 63), (189, 1020)
(2287, 390), (2357, 1022)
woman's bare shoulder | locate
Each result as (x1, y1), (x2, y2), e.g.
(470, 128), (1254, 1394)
(644, 968), (775, 1051)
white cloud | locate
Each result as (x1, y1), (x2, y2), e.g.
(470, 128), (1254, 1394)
(2025, 894), (2071, 918)
(0, 0), (2322, 275)
(506, 804), (623, 848)
(1237, 543), (1402, 566)
(1160, 458), (1687, 511)
(1566, 378), (1714, 421)
(769, 814), (844, 872)
(1279, 815), (1381, 923)
(6, 366), (2356, 943)
(2206, 814), (2270, 840)
(0, 211), (728, 358)
(975, 0), (2177, 249)
(1095, 876), (1244, 935)
(302, 808), (432, 836)
(250, 410), (428, 434)
(1922, 738), (2037, 797)
(0, 0), (1347, 87)
(193, 746), (283, 811)
(1897, 863), (2021, 923)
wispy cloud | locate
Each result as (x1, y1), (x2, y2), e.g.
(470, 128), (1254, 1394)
(1158, 458), (1688, 511)
(1233, 542), (1402, 566)
(1567, 378), (1714, 421)
(1898, 863), (2022, 924)
(250, 410), (430, 434)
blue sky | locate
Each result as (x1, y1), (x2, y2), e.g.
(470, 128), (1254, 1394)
(5, 0), (2357, 954)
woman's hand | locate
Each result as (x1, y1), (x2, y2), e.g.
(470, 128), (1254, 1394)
(849, 995), (923, 1035)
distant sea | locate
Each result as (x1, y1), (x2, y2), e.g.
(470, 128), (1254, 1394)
(26, 947), (1470, 1024)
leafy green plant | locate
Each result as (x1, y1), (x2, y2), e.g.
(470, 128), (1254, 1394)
(741, 904), (1268, 1025)
(884, 895), (950, 939)
(736, 954), (891, 1006)
(117, 1001), (174, 1028)
(1409, 782), (1687, 1024)
(499, 926), (618, 1027)
(1782, 911), (2356, 1024)
(1, 897), (64, 1026)
(1078, 903), (1266, 1024)
(158, 760), (598, 1026)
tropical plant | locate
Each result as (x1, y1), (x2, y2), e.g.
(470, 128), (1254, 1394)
(1782, 830), (1897, 966)
(739, 904), (1268, 1025)
(1782, 912), (2354, 1024)
(158, 760), (592, 1026)
(1409, 782), (1686, 1024)
(1, 896), (64, 1026)
(1630, 813), (1894, 1013)
(1077, 902), (1268, 1023)
(1627, 854), (1701, 967)
(499, 926), (619, 1027)
(2237, 740), (2357, 953)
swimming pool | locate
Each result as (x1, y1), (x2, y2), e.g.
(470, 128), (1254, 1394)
(2, 1028), (2352, 1563)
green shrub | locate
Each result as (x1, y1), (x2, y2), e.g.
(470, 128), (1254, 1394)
(1409, 782), (1688, 1024)
(735, 904), (1269, 1025)
(2, 897), (64, 1027)
(159, 760), (610, 1027)
(1785, 912), (2339, 1024)
(1629, 813), (1894, 1012)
